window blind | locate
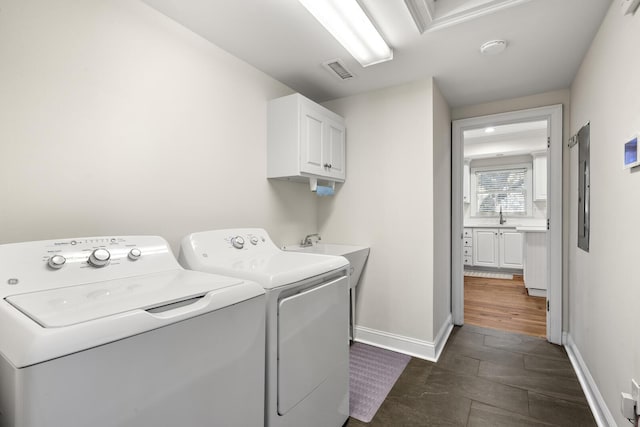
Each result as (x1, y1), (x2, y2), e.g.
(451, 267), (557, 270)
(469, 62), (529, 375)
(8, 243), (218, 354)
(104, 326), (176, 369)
(475, 168), (527, 214)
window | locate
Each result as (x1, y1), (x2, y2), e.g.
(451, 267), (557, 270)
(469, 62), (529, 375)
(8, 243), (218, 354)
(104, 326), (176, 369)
(471, 164), (532, 216)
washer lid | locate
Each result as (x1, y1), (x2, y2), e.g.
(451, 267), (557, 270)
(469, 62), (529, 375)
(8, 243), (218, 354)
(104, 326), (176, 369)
(5, 269), (249, 328)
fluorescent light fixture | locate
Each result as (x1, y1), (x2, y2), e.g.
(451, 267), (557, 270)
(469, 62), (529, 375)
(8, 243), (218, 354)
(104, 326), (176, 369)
(485, 127), (495, 133)
(299, 0), (393, 67)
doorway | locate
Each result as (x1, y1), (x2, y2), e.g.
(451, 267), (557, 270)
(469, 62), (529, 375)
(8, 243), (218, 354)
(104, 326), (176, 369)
(452, 105), (563, 344)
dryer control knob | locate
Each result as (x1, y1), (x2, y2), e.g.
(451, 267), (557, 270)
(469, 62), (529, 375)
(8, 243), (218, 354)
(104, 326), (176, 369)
(128, 248), (142, 261)
(88, 248), (111, 267)
(250, 236), (259, 245)
(231, 236), (245, 249)
(48, 254), (66, 269)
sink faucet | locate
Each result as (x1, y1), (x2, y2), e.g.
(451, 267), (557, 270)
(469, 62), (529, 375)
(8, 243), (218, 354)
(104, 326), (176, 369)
(499, 206), (507, 225)
(301, 233), (321, 247)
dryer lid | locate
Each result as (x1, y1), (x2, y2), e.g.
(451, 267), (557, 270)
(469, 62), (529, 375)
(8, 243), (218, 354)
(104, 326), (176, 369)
(189, 251), (349, 289)
(5, 269), (251, 328)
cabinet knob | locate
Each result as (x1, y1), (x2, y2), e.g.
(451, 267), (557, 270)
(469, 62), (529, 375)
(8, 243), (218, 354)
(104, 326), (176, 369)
(324, 163), (329, 168)
(328, 164), (332, 169)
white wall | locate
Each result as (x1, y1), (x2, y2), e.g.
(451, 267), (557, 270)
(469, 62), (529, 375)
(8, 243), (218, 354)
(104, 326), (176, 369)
(452, 89), (571, 122)
(569, 3), (640, 425)
(319, 78), (449, 354)
(0, 0), (317, 252)
(432, 82), (452, 336)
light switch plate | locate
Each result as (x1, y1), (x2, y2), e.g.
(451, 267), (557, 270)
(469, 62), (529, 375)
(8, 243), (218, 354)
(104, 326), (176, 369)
(621, 0), (640, 15)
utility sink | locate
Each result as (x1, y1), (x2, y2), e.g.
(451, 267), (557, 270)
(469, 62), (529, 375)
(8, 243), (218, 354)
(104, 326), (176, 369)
(283, 243), (370, 289)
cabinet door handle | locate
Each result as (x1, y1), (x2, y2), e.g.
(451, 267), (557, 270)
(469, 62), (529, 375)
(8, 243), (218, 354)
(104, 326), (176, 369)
(323, 163), (329, 168)
(328, 164), (332, 169)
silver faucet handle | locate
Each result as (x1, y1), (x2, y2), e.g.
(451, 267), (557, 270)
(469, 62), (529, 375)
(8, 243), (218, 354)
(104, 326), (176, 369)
(301, 233), (321, 246)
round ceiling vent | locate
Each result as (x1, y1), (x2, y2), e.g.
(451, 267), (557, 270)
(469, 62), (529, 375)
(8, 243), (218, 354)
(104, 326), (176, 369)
(480, 40), (508, 55)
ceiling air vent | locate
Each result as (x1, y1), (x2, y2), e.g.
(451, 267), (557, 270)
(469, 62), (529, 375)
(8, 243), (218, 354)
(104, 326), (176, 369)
(322, 59), (355, 81)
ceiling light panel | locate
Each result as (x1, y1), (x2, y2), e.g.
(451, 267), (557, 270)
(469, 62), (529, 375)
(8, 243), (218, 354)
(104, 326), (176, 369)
(299, 0), (393, 67)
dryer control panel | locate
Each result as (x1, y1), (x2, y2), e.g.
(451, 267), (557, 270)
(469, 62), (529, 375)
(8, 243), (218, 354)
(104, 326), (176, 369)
(0, 236), (180, 296)
(228, 232), (268, 250)
(181, 228), (278, 255)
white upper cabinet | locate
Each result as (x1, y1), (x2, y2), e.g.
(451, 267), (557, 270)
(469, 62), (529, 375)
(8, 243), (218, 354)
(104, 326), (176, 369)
(463, 160), (470, 204)
(268, 94), (346, 182)
(532, 151), (547, 201)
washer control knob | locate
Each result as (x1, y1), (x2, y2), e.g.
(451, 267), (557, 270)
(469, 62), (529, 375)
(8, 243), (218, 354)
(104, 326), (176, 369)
(88, 248), (111, 267)
(128, 248), (142, 261)
(250, 236), (259, 245)
(48, 255), (66, 269)
(231, 236), (245, 249)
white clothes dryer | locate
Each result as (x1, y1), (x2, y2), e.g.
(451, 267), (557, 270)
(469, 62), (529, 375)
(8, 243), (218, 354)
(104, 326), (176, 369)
(0, 236), (265, 427)
(179, 228), (350, 427)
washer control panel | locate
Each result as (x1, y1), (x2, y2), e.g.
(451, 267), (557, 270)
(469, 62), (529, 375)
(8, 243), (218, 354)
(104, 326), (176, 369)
(0, 236), (179, 295)
(38, 237), (144, 271)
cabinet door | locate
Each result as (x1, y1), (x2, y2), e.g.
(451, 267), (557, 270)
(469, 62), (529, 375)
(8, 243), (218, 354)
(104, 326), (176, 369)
(463, 161), (470, 204)
(324, 119), (346, 180)
(523, 232), (547, 290)
(533, 153), (547, 201)
(500, 230), (523, 268)
(473, 229), (499, 267)
(300, 105), (326, 176)
(278, 276), (348, 415)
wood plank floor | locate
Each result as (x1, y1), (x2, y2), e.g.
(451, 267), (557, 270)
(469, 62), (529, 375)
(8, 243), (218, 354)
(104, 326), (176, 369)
(464, 275), (547, 338)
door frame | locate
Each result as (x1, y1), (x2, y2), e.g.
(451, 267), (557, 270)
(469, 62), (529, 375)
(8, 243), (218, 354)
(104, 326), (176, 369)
(451, 105), (563, 344)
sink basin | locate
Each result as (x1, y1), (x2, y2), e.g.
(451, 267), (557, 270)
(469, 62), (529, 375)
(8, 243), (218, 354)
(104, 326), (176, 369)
(283, 243), (370, 289)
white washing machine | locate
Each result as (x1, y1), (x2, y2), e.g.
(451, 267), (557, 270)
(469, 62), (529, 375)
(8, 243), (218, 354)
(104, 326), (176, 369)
(179, 228), (350, 427)
(0, 235), (265, 427)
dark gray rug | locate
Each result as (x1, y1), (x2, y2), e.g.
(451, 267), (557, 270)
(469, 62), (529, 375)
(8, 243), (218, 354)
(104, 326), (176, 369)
(349, 342), (411, 422)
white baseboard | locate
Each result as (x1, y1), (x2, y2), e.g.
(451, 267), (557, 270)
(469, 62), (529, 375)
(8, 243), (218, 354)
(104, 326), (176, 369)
(564, 333), (616, 427)
(526, 288), (547, 297)
(354, 314), (453, 362)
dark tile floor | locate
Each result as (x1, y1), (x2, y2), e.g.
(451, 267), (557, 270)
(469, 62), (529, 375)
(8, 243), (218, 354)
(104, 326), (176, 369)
(346, 325), (596, 426)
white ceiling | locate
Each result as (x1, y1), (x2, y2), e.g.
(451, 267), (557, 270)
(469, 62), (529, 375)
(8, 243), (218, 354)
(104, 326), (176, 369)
(464, 120), (547, 141)
(464, 120), (547, 158)
(141, 0), (612, 108)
